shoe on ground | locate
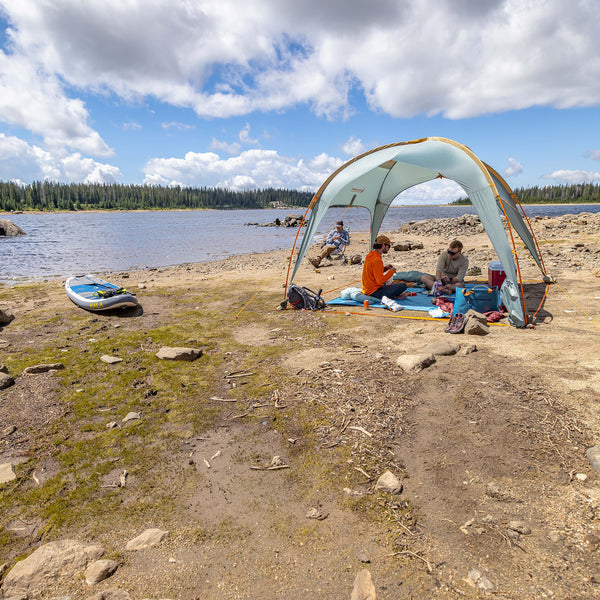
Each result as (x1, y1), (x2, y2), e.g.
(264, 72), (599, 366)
(449, 313), (465, 334)
(444, 315), (457, 333)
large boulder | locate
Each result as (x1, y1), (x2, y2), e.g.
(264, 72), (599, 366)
(0, 219), (25, 237)
(2, 539), (104, 597)
(282, 214), (304, 228)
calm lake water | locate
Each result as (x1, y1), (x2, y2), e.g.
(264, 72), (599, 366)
(2, 204), (599, 284)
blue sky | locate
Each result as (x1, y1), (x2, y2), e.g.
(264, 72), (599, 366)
(0, 0), (599, 204)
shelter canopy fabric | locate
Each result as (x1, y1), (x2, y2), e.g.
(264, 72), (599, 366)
(290, 137), (546, 327)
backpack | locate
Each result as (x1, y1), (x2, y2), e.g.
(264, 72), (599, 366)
(286, 284), (326, 310)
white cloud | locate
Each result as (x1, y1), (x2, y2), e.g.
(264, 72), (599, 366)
(0, 133), (121, 183)
(143, 148), (338, 191)
(210, 138), (241, 155)
(161, 121), (195, 131)
(238, 123), (258, 145)
(542, 169), (600, 184)
(504, 157), (523, 177)
(586, 149), (600, 160)
(121, 122), (142, 131)
(0, 52), (112, 155)
(391, 179), (465, 206)
(2, 0), (599, 123)
(341, 136), (365, 156)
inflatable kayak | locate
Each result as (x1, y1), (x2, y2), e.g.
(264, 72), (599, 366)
(65, 275), (138, 311)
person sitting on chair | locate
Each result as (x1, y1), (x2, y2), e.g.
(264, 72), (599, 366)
(362, 235), (408, 300)
(309, 220), (349, 267)
(420, 239), (469, 294)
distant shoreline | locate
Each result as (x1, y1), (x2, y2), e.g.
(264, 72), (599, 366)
(3, 201), (600, 216)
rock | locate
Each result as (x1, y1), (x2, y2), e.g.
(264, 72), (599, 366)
(306, 508), (328, 520)
(0, 219), (26, 237)
(485, 482), (515, 502)
(467, 568), (494, 593)
(0, 463), (17, 484)
(419, 341), (460, 356)
(351, 569), (376, 600)
(126, 528), (169, 551)
(0, 309), (15, 325)
(393, 242), (411, 251)
(507, 521), (531, 536)
(350, 254), (362, 265)
(282, 214), (304, 228)
(396, 353), (436, 372)
(356, 551), (370, 563)
(85, 559), (119, 585)
(584, 533), (600, 551)
(0, 364), (8, 373)
(2, 425), (16, 437)
(464, 310), (490, 335)
(586, 445), (600, 477)
(2, 539), (104, 597)
(101, 355), (123, 364)
(22, 363), (65, 374)
(122, 412), (140, 423)
(508, 520), (531, 535)
(155, 347), (202, 361)
(374, 470), (403, 494)
(459, 344), (478, 355)
(0, 372), (15, 390)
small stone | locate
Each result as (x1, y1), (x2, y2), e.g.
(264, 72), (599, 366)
(507, 520), (531, 535)
(22, 363), (65, 374)
(356, 551), (370, 563)
(126, 528), (169, 551)
(375, 470), (403, 494)
(85, 559), (119, 585)
(351, 569), (376, 600)
(155, 347), (202, 361)
(0, 463), (17, 484)
(396, 353), (436, 373)
(0, 309), (15, 325)
(101, 355), (123, 364)
(0, 372), (15, 390)
(584, 533), (600, 551)
(106, 422), (118, 429)
(122, 412), (141, 423)
(2, 425), (16, 437)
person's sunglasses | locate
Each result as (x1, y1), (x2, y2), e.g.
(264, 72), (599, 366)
(447, 249), (459, 256)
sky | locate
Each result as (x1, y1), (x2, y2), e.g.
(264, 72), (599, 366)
(0, 0), (599, 205)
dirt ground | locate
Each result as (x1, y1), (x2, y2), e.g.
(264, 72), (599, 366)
(1, 213), (600, 599)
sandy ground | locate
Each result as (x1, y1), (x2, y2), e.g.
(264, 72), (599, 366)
(1, 212), (600, 599)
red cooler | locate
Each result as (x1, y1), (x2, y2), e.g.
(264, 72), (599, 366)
(488, 261), (506, 288)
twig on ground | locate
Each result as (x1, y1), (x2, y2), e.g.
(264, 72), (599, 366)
(348, 425), (373, 437)
(389, 550), (433, 573)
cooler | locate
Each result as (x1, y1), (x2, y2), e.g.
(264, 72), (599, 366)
(488, 261), (506, 288)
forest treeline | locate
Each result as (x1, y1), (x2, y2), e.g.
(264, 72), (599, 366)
(0, 180), (599, 212)
(0, 181), (313, 212)
(452, 183), (600, 205)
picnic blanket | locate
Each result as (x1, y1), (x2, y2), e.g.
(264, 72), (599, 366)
(326, 283), (493, 314)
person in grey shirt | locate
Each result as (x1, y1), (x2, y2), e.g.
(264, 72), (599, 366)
(420, 239), (468, 294)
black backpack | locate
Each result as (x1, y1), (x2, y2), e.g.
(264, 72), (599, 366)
(287, 284), (326, 311)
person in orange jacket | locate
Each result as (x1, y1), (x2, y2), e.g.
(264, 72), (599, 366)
(362, 235), (408, 299)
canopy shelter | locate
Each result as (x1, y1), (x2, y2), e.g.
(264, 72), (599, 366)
(287, 137), (549, 327)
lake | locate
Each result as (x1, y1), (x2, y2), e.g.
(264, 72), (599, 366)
(2, 204), (599, 284)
